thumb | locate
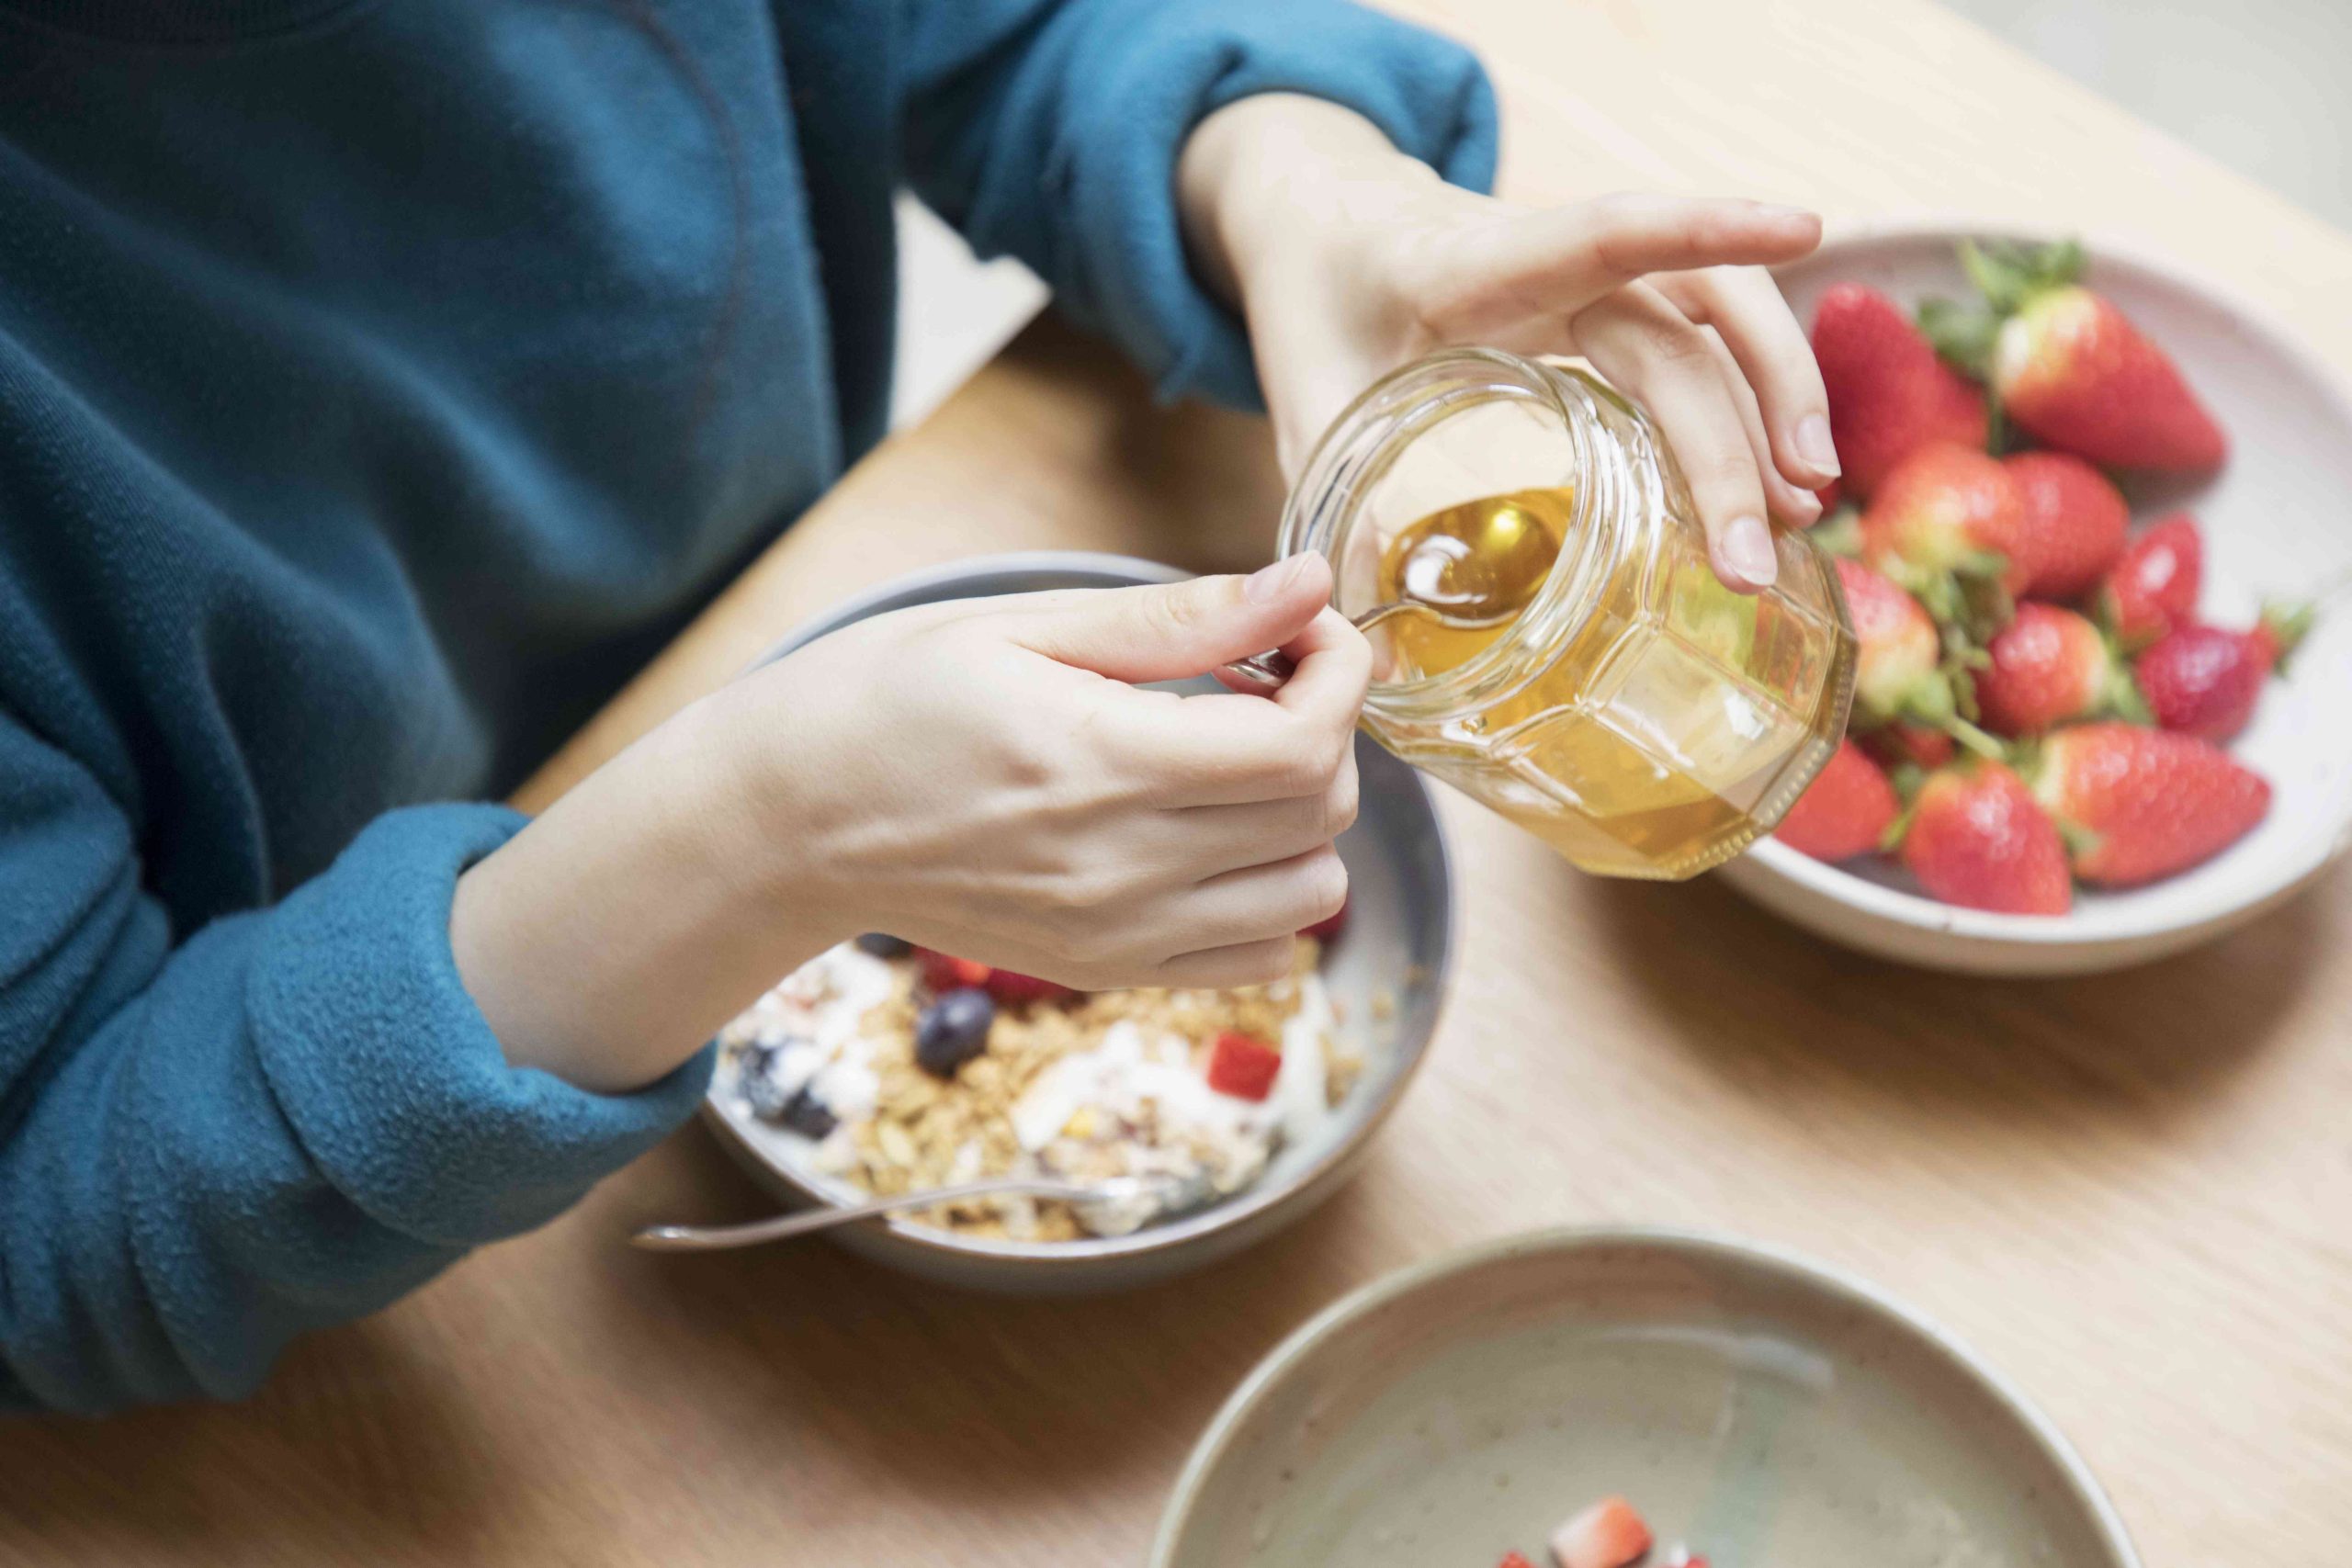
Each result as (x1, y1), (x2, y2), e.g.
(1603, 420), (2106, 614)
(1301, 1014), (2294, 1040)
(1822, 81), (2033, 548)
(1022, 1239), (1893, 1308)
(1019, 554), (1332, 683)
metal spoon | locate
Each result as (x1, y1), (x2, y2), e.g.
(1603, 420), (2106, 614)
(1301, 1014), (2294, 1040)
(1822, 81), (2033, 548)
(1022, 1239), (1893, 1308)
(1220, 599), (1513, 690)
(628, 1174), (1181, 1253)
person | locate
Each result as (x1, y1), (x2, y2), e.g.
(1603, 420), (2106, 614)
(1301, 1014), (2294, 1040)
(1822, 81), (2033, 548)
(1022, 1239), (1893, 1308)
(0, 0), (1835, 1413)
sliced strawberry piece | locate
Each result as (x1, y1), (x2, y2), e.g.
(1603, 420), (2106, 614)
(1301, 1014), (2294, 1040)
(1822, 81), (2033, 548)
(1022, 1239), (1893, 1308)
(1775, 739), (1900, 863)
(2097, 513), (2203, 650)
(1204, 1032), (1282, 1101)
(2002, 451), (2128, 600)
(1973, 603), (2143, 737)
(982, 968), (1078, 1006)
(2031, 722), (2270, 886)
(1300, 895), (1349, 944)
(1891, 761), (2073, 914)
(1550, 1496), (1654, 1568)
(1811, 282), (1989, 500)
(916, 950), (992, 995)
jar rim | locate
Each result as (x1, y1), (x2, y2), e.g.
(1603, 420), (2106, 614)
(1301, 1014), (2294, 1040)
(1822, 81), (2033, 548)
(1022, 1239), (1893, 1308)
(1275, 348), (1632, 723)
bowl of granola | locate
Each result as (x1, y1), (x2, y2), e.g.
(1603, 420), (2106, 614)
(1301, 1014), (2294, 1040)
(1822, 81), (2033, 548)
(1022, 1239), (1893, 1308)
(701, 554), (1455, 1292)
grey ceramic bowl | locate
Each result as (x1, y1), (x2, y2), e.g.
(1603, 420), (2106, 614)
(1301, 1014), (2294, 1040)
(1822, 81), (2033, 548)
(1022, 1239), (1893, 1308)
(700, 552), (1455, 1293)
(1154, 1228), (2140, 1568)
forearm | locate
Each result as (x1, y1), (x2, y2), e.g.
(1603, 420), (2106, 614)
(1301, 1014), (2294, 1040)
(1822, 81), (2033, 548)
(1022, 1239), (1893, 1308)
(452, 687), (847, 1095)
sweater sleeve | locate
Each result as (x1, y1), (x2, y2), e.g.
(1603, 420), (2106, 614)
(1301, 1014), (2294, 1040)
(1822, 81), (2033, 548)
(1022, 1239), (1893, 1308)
(899, 0), (1498, 410)
(0, 716), (708, 1414)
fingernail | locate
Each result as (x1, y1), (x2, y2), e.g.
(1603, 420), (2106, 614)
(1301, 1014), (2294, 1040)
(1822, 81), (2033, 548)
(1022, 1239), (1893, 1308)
(1795, 413), (1840, 478)
(1721, 515), (1779, 590)
(1244, 552), (1311, 604)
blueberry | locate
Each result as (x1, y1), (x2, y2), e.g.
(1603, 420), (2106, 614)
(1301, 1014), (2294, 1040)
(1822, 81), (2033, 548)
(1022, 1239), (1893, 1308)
(854, 932), (913, 959)
(776, 1086), (839, 1140)
(914, 987), (995, 1077)
(738, 1040), (807, 1123)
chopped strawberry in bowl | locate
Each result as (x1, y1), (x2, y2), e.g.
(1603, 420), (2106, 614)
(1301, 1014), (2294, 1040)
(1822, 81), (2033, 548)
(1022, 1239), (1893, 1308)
(1717, 220), (2352, 975)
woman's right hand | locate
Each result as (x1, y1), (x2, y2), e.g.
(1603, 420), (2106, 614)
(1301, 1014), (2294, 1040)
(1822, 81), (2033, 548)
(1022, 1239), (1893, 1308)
(452, 556), (1366, 1093)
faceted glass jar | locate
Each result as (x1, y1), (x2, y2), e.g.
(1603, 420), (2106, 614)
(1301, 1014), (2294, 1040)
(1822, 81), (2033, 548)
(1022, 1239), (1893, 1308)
(1281, 349), (1857, 880)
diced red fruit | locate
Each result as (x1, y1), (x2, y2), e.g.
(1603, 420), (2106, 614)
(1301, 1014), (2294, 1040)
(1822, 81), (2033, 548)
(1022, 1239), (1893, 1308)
(1834, 558), (1956, 728)
(916, 950), (992, 994)
(1894, 762), (2073, 915)
(1776, 739), (1900, 863)
(1860, 721), (1956, 772)
(1550, 1496), (1654, 1568)
(982, 968), (1077, 1006)
(1810, 283), (1990, 500)
(2097, 513), (2204, 651)
(2002, 451), (2128, 600)
(1995, 285), (2228, 473)
(1300, 895), (1349, 944)
(1973, 603), (2140, 737)
(1204, 1032), (1282, 1101)
(1861, 442), (2031, 616)
(2031, 723), (2270, 886)
(1499, 1555), (1540, 1568)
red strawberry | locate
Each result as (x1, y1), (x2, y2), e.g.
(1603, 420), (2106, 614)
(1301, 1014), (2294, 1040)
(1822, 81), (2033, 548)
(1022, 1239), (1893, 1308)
(1924, 241), (2226, 472)
(1204, 1032), (1282, 1101)
(916, 950), (991, 994)
(1499, 1555), (1540, 1568)
(1550, 1497), (1653, 1568)
(982, 968), (1078, 1007)
(2097, 513), (2204, 650)
(1810, 283), (1989, 500)
(2134, 605), (2312, 741)
(1300, 895), (1349, 944)
(2031, 722), (2269, 886)
(1860, 721), (1956, 772)
(1892, 762), (2073, 914)
(1860, 442), (2030, 625)
(1973, 603), (2144, 736)
(1815, 477), (1844, 513)
(1775, 739), (1900, 862)
(1835, 558), (1964, 729)
(2002, 451), (2128, 599)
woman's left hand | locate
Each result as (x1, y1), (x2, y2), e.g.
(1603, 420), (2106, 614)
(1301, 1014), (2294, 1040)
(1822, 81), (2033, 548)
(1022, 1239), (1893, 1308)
(1180, 95), (1840, 593)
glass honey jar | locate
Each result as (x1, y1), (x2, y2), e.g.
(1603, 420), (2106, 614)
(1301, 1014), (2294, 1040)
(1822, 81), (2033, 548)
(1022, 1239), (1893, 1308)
(1281, 348), (1857, 879)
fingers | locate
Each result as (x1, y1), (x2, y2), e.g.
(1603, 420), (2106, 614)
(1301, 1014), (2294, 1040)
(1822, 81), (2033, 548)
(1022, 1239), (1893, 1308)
(1419, 194), (1820, 343)
(1176, 743), (1360, 874)
(1701, 325), (1822, 528)
(1151, 936), (1298, 991)
(1014, 554), (1334, 682)
(1655, 265), (1839, 492)
(1572, 283), (1779, 592)
(1158, 845), (1349, 960)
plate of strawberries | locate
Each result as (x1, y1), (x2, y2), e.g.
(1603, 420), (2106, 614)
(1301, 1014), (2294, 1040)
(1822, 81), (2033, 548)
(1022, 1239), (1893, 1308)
(1719, 221), (2352, 974)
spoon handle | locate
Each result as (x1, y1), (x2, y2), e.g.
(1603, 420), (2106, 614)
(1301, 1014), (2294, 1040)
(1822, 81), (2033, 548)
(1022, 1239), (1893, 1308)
(628, 1177), (1113, 1253)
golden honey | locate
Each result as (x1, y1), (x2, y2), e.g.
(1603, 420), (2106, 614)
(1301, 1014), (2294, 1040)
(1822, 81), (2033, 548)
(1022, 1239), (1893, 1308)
(1286, 353), (1856, 880)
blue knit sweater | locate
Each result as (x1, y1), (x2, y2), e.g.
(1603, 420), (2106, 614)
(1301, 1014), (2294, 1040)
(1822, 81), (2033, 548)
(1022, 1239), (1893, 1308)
(0, 0), (1493, 1411)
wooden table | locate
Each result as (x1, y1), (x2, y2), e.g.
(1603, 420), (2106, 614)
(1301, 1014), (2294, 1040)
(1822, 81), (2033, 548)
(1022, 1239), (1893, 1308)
(9, 2), (2350, 1562)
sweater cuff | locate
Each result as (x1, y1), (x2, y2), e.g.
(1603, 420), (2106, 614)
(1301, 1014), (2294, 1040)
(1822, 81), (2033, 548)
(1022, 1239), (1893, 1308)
(249, 803), (711, 1247)
(1071, 2), (1498, 410)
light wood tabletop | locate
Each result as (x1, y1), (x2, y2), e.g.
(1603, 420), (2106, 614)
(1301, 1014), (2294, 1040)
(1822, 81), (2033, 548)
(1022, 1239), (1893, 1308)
(8, 2), (2350, 1562)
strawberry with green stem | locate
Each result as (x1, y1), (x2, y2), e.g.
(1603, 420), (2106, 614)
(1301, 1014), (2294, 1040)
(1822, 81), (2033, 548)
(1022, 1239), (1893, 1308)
(1810, 282), (1991, 500)
(1860, 441), (2030, 635)
(1973, 602), (2148, 737)
(1886, 761), (2073, 915)
(1775, 739), (1901, 863)
(1921, 240), (2227, 472)
(1834, 558), (2000, 752)
(2097, 513), (2203, 650)
(2029, 722), (2270, 886)
(2134, 604), (2312, 742)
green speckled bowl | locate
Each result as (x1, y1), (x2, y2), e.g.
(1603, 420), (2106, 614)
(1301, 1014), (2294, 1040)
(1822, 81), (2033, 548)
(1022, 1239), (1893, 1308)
(1153, 1228), (2139, 1568)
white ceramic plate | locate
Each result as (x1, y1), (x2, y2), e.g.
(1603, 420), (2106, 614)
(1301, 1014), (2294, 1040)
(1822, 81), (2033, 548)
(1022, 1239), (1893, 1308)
(1718, 220), (2352, 975)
